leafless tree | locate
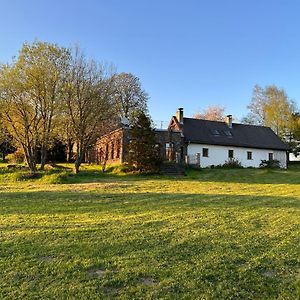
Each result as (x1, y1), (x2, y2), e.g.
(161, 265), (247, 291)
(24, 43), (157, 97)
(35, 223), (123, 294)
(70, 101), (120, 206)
(63, 48), (114, 173)
(193, 105), (225, 121)
(111, 72), (148, 123)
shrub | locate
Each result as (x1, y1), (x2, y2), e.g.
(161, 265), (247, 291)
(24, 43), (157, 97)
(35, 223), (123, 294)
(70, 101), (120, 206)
(8, 148), (25, 164)
(222, 158), (243, 168)
(259, 159), (280, 169)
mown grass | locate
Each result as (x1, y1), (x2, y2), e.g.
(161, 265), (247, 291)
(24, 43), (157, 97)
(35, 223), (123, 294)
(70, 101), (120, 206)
(0, 163), (299, 299)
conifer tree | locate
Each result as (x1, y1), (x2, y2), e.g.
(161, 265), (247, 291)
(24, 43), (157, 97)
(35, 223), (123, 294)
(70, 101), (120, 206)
(128, 111), (160, 172)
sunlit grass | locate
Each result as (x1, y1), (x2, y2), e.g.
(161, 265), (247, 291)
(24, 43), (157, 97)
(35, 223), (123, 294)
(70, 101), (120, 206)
(0, 163), (299, 299)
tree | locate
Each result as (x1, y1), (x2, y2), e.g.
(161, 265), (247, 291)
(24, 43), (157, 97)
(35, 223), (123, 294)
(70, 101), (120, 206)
(63, 48), (114, 173)
(0, 41), (70, 172)
(264, 86), (294, 136)
(243, 84), (295, 138)
(16, 41), (70, 170)
(0, 63), (40, 172)
(245, 84), (267, 125)
(193, 105), (225, 121)
(0, 121), (15, 161)
(111, 73), (148, 123)
(287, 112), (300, 156)
(128, 111), (160, 172)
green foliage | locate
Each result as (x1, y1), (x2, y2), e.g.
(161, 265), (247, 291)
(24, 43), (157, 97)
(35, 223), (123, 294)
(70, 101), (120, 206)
(0, 165), (299, 298)
(259, 159), (281, 169)
(128, 111), (161, 172)
(244, 84), (297, 139)
(222, 158), (243, 168)
(10, 148), (25, 163)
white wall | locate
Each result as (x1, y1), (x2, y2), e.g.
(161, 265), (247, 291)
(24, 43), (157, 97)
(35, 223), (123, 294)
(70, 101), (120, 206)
(289, 153), (300, 161)
(187, 143), (287, 168)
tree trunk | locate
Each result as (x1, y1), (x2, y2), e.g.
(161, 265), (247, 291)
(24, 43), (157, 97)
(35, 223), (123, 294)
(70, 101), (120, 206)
(23, 145), (37, 173)
(26, 153), (37, 173)
(40, 146), (47, 171)
(74, 144), (85, 174)
(67, 140), (74, 163)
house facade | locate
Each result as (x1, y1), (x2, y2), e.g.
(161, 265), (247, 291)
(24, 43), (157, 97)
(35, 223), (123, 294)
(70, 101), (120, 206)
(90, 108), (289, 168)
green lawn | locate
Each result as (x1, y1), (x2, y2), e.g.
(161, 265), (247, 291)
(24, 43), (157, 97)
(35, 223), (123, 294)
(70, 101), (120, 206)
(0, 164), (299, 299)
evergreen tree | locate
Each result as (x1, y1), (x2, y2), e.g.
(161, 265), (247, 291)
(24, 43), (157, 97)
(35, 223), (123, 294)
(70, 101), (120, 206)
(128, 111), (160, 172)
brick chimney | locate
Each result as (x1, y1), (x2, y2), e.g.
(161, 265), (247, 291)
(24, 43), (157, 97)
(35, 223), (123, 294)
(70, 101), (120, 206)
(225, 115), (233, 128)
(176, 108), (184, 124)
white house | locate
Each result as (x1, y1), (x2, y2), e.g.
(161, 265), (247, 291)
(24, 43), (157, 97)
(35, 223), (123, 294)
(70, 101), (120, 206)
(169, 108), (290, 168)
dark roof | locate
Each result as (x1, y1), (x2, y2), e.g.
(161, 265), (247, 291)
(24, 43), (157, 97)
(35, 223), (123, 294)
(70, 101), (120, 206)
(182, 118), (289, 151)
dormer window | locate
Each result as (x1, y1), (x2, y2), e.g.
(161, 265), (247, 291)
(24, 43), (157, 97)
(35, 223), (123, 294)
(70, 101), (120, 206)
(211, 129), (220, 136)
(223, 130), (232, 137)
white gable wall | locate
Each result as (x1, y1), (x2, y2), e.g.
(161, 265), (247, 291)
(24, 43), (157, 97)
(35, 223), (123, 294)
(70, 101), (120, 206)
(187, 143), (287, 168)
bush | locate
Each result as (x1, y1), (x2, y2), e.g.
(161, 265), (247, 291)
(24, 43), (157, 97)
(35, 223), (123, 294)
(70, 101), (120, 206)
(221, 158), (243, 168)
(7, 148), (25, 164)
(259, 159), (280, 169)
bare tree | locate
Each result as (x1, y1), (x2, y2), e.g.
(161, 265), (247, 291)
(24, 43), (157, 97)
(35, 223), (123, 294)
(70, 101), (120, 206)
(193, 105), (225, 121)
(63, 48), (113, 173)
(245, 84), (267, 125)
(111, 73), (148, 123)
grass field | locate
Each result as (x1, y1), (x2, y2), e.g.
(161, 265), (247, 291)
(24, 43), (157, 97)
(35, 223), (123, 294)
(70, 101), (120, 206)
(0, 163), (299, 299)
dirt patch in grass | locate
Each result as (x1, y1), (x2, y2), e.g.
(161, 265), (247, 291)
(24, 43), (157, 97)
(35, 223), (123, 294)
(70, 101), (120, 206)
(261, 270), (277, 278)
(141, 277), (157, 286)
(39, 256), (54, 262)
(103, 286), (120, 295)
(88, 268), (107, 278)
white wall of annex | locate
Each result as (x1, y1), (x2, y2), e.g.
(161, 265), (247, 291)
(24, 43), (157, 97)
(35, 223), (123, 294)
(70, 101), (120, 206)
(187, 143), (287, 168)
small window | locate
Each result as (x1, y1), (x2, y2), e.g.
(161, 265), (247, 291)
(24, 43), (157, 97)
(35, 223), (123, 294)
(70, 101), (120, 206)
(111, 142), (114, 159)
(202, 148), (209, 157)
(247, 151), (252, 160)
(224, 130), (232, 137)
(228, 149), (234, 158)
(116, 139), (120, 159)
(105, 144), (109, 160)
(211, 129), (220, 136)
(268, 153), (274, 160)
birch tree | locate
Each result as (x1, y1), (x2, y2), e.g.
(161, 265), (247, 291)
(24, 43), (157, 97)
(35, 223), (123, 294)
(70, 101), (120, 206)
(243, 84), (295, 138)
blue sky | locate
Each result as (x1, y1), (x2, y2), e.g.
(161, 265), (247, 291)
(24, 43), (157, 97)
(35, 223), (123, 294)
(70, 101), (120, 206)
(1, 0), (300, 124)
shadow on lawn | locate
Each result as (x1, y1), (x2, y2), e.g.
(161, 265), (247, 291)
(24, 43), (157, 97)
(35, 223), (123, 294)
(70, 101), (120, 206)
(1, 163), (300, 185)
(185, 166), (300, 185)
(51, 163), (300, 185)
(0, 190), (299, 215)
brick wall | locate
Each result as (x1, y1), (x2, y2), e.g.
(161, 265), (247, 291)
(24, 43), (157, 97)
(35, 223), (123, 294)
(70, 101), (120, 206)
(87, 125), (185, 165)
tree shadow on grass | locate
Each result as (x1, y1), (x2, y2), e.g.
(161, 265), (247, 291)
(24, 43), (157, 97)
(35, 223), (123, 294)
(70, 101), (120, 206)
(1, 190), (299, 299)
(0, 190), (299, 215)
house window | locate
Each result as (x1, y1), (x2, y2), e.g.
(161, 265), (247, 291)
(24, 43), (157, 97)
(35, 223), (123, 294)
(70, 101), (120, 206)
(211, 129), (220, 136)
(105, 144), (109, 160)
(247, 151), (252, 160)
(202, 148), (209, 157)
(111, 142), (114, 159)
(268, 153), (274, 160)
(116, 139), (120, 159)
(223, 130), (232, 137)
(228, 149), (234, 158)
